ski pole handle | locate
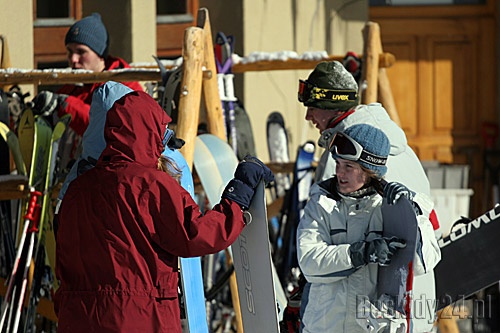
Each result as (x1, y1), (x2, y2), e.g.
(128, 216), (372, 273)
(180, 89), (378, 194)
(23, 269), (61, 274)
(224, 74), (237, 102)
(24, 190), (42, 222)
(217, 73), (227, 101)
(25, 190), (42, 233)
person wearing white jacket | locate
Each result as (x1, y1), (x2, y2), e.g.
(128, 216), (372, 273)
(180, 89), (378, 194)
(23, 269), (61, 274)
(297, 61), (441, 332)
(297, 124), (441, 333)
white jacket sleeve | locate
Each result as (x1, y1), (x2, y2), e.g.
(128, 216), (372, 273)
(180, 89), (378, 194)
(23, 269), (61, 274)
(412, 192), (441, 276)
(297, 199), (356, 284)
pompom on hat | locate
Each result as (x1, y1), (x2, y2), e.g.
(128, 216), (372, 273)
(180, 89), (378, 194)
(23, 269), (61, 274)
(298, 61), (359, 111)
(331, 124), (390, 178)
(65, 13), (109, 58)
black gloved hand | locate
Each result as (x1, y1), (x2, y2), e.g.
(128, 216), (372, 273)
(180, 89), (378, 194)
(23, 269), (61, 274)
(31, 91), (68, 116)
(234, 155), (275, 187)
(349, 237), (406, 268)
(222, 155), (275, 210)
(367, 237), (406, 266)
(383, 181), (416, 205)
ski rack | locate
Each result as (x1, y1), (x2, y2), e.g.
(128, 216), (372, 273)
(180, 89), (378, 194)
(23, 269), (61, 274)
(0, 15), (410, 331)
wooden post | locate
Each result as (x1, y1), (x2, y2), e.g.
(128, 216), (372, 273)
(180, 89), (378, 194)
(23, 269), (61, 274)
(196, 10), (244, 331)
(197, 8), (226, 141)
(176, 27), (205, 169)
(0, 35), (12, 90)
(361, 22), (380, 104)
(361, 21), (401, 126)
(378, 70), (401, 126)
(373, 22), (402, 126)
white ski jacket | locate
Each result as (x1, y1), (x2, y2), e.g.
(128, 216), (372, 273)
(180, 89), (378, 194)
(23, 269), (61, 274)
(297, 179), (441, 333)
(314, 103), (441, 332)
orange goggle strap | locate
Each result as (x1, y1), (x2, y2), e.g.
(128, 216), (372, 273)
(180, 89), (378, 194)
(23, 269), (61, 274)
(298, 80), (358, 105)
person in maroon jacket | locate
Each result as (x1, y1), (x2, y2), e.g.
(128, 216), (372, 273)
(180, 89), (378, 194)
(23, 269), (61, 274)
(54, 90), (273, 333)
(31, 13), (143, 136)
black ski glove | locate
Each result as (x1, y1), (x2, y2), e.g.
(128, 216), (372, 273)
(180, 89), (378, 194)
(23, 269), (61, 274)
(31, 91), (68, 116)
(222, 155), (274, 210)
(383, 181), (416, 205)
(234, 155), (274, 188)
(383, 181), (423, 215)
(349, 237), (406, 268)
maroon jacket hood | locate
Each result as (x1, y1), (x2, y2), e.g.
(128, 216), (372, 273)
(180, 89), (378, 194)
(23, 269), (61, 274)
(100, 90), (172, 168)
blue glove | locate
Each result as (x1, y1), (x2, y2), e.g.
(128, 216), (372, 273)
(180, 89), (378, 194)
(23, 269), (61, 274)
(349, 237), (406, 268)
(383, 182), (416, 205)
(31, 91), (68, 116)
(222, 156), (274, 210)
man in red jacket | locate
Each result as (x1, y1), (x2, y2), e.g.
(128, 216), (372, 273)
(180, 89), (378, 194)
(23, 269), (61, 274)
(31, 13), (143, 136)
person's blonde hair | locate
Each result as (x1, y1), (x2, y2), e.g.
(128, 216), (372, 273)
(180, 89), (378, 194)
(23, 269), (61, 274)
(157, 155), (182, 184)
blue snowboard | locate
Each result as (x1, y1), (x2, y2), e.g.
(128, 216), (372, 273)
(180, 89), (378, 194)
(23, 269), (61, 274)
(164, 147), (209, 333)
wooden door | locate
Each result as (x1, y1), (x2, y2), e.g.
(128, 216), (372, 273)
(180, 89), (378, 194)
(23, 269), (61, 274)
(370, 2), (496, 217)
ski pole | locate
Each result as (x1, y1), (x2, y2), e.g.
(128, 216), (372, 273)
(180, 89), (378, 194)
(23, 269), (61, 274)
(11, 190), (41, 333)
(223, 73), (238, 154)
(0, 189), (41, 333)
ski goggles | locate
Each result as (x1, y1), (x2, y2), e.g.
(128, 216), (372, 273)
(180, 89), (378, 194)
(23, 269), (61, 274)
(328, 131), (387, 166)
(163, 127), (174, 147)
(298, 80), (358, 105)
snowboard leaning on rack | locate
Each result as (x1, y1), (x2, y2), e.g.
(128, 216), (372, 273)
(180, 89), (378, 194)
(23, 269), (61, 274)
(194, 133), (286, 332)
(435, 204), (500, 310)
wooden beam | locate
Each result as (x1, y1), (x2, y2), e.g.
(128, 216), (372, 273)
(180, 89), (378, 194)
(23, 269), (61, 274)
(0, 52), (395, 86)
(176, 27), (205, 170)
(197, 8), (226, 141)
(0, 68), (211, 86)
(232, 52), (395, 73)
(0, 175), (29, 200)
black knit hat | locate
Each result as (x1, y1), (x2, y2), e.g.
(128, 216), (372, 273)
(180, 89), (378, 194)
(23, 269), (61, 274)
(300, 61), (358, 111)
(65, 13), (109, 58)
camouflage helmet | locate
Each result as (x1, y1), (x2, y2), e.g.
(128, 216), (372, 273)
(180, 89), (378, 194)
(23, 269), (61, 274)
(298, 61), (359, 111)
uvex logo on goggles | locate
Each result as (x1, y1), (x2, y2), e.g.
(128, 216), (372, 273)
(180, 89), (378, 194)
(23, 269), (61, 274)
(298, 80), (357, 104)
(328, 132), (387, 166)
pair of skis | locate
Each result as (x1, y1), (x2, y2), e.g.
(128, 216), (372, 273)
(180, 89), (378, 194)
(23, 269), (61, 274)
(214, 32), (257, 161)
(0, 106), (70, 332)
(267, 112), (316, 292)
(215, 32), (238, 155)
(0, 189), (41, 333)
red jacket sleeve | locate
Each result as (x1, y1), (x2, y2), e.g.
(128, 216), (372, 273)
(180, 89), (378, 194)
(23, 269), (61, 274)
(150, 181), (246, 258)
(58, 95), (90, 136)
